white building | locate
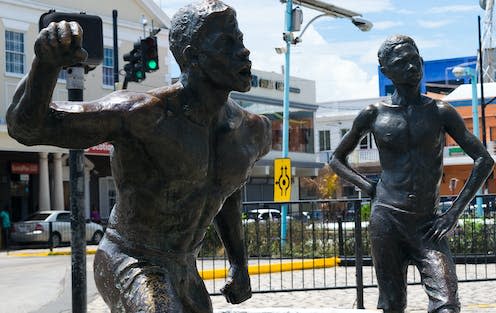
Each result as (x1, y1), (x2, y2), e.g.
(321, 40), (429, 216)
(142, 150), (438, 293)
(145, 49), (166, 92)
(0, 0), (171, 222)
(316, 97), (387, 197)
(234, 69), (323, 202)
(316, 93), (496, 198)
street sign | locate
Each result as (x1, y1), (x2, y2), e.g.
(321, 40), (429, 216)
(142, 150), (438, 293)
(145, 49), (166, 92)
(274, 158), (291, 202)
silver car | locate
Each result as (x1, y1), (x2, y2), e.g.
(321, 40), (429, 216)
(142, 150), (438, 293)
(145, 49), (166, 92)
(11, 210), (104, 247)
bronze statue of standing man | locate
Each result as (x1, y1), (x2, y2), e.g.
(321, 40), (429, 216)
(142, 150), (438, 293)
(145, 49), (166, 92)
(330, 35), (494, 313)
(7, 1), (271, 312)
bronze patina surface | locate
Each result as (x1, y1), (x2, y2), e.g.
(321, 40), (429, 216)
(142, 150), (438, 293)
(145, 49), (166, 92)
(330, 35), (494, 313)
(7, 1), (271, 312)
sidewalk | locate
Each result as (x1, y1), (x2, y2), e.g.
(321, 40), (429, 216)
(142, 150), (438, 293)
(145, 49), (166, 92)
(87, 280), (496, 313)
(4, 247), (496, 313)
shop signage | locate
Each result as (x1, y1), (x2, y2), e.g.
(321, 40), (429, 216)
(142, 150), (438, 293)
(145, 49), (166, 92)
(251, 75), (301, 94)
(448, 147), (465, 156)
(11, 162), (39, 174)
(85, 142), (113, 156)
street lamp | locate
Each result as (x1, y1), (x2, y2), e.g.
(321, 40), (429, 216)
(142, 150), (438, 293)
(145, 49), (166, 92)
(278, 0), (373, 246)
(452, 66), (484, 217)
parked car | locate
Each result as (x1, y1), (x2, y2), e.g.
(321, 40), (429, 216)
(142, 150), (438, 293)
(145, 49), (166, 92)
(244, 208), (282, 223)
(291, 211), (311, 221)
(11, 210), (104, 247)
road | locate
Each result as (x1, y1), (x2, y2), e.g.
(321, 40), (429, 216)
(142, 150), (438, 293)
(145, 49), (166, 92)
(0, 251), (100, 313)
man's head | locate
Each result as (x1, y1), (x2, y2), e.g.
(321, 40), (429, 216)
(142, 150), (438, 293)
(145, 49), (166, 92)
(378, 35), (423, 86)
(170, 0), (231, 70)
(169, 0), (252, 92)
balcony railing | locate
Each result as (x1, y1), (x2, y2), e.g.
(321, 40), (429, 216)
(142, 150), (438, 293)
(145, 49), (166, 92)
(348, 148), (379, 165)
(321, 141), (496, 167)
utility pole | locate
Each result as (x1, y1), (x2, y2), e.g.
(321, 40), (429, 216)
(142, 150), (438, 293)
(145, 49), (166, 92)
(66, 66), (87, 313)
(113, 10), (119, 91)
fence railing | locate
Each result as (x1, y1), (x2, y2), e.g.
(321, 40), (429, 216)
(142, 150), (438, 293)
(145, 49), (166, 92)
(199, 195), (496, 306)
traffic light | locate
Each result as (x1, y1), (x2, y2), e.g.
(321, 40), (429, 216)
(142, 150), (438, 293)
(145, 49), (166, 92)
(124, 62), (145, 82)
(123, 42), (146, 82)
(141, 36), (159, 72)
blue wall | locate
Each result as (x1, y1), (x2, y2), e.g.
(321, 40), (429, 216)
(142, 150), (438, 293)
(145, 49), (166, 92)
(378, 56), (477, 96)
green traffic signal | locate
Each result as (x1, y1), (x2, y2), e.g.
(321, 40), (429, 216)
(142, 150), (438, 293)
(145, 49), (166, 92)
(147, 60), (158, 70)
(135, 70), (144, 80)
(141, 36), (159, 72)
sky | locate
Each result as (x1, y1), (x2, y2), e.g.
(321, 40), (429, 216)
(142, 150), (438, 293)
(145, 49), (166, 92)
(155, 0), (486, 102)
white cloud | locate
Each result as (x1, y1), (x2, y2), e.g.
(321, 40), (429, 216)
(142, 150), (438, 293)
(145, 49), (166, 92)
(156, 0), (380, 101)
(430, 5), (479, 14)
(373, 20), (403, 30)
(418, 19), (452, 29)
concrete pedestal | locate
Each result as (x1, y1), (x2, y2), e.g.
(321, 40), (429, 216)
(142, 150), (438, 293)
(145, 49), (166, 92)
(214, 309), (379, 313)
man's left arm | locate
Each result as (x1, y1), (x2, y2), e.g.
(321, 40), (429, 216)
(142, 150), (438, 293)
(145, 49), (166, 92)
(427, 103), (494, 241)
(213, 189), (251, 304)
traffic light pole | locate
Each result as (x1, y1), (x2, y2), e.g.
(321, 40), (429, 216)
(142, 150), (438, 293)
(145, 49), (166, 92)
(112, 10), (119, 91)
(66, 66), (87, 313)
(280, 0), (293, 249)
(122, 76), (129, 90)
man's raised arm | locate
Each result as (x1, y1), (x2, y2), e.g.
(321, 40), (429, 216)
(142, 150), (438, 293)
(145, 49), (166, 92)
(6, 21), (131, 149)
(329, 104), (377, 197)
(7, 21), (86, 141)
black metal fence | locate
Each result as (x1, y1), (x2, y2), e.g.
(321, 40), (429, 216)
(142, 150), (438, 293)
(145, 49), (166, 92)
(199, 195), (496, 306)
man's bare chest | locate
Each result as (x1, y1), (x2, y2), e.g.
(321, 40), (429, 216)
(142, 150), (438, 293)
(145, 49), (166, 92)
(372, 105), (443, 150)
(119, 117), (259, 189)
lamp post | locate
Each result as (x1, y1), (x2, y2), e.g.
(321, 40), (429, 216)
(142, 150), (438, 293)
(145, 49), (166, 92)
(278, 0), (372, 246)
(452, 66), (484, 217)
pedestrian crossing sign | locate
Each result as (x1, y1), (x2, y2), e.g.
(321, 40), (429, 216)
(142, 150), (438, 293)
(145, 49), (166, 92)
(274, 158), (291, 202)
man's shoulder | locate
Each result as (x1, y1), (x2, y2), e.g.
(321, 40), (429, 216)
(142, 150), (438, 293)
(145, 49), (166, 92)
(147, 82), (183, 101)
(224, 97), (270, 130)
(224, 98), (271, 157)
(355, 102), (380, 121)
(432, 98), (457, 115)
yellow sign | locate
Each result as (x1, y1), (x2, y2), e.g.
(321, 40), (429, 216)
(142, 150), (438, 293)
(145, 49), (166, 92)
(274, 158), (291, 202)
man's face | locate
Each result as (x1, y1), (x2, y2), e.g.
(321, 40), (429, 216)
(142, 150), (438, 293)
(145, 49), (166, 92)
(381, 43), (423, 86)
(196, 11), (252, 92)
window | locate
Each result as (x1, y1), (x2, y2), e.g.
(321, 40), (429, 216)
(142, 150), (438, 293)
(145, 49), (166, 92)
(251, 75), (258, 87)
(319, 130), (331, 151)
(102, 47), (114, 86)
(360, 133), (374, 150)
(490, 127), (496, 141)
(340, 128), (349, 138)
(5, 30), (25, 74)
(56, 213), (70, 222)
(58, 69), (67, 80)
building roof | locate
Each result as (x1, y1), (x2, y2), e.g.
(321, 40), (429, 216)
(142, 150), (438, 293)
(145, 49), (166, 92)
(141, 0), (171, 29)
(443, 82), (496, 102)
(317, 96), (389, 119)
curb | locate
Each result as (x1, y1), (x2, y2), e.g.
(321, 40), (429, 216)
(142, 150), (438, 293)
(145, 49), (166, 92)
(7, 250), (340, 281)
(7, 249), (98, 257)
(200, 257), (341, 280)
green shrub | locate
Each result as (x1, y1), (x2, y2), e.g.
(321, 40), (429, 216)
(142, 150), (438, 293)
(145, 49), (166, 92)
(199, 218), (495, 259)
